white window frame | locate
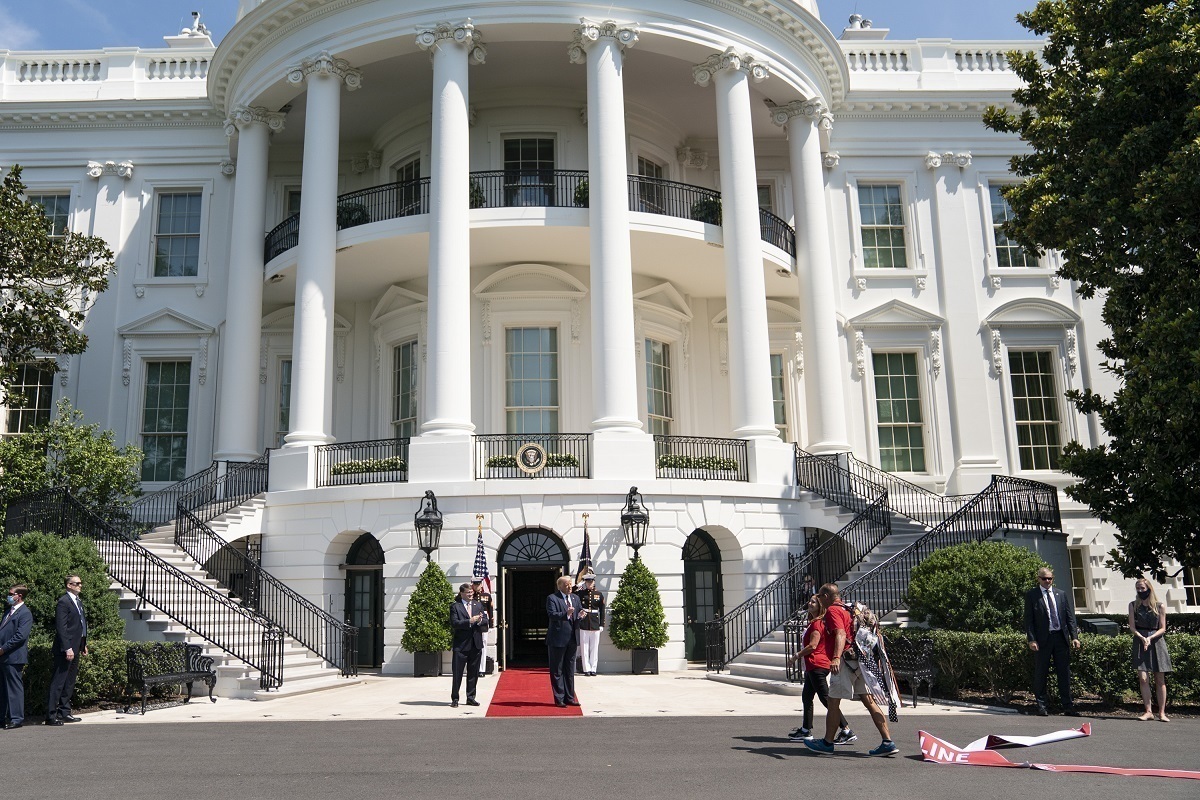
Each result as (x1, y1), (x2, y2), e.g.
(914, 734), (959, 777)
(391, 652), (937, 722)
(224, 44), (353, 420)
(636, 286), (693, 436)
(1183, 566), (1200, 608)
(0, 361), (57, 438)
(978, 176), (1061, 287)
(272, 177), (302, 223)
(1067, 546), (1090, 611)
(138, 179), (214, 289)
(273, 356), (292, 450)
(502, 325), (563, 435)
(845, 172), (927, 290)
(643, 336), (675, 437)
(869, 350), (930, 474)
(370, 287), (427, 439)
(390, 339), (420, 439)
(20, 181), (80, 239)
(24, 190), (74, 238)
(138, 358), (194, 484)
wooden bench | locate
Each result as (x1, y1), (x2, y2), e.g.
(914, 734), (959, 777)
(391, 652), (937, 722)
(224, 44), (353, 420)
(885, 636), (936, 706)
(125, 642), (217, 715)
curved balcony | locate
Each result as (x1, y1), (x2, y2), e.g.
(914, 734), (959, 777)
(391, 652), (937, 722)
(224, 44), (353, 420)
(264, 171), (796, 264)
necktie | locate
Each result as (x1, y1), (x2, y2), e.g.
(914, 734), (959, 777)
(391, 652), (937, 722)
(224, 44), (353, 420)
(1045, 590), (1060, 630)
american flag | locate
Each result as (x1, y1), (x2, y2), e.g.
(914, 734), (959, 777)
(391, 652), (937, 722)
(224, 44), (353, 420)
(472, 530), (491, 594)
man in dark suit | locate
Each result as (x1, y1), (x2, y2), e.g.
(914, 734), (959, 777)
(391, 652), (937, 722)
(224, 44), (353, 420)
(1024, 567), (1081, 716)
(1, 585), (33, 729)
(449, 583), (488, 708)
(546, 575), (582, 707)
(46, 575), (88, 725)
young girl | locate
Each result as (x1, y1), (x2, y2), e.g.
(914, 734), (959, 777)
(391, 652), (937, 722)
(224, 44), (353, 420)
(788, 595), (852, 742)
(1129, 578), (1171, 721)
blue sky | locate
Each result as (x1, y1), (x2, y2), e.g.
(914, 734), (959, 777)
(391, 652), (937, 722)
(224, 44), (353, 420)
(0, 1), (1038, 51)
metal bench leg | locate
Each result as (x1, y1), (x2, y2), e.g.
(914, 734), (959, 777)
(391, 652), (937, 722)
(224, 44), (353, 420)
(185, 680), (194, 704)
(141, 687), (148, 716)
(207, 677), (216, 703)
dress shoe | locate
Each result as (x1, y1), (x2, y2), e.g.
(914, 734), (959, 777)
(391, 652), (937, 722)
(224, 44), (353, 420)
(1034, 705), (1049, 717)
(554, 700), (567, 708)
(3, 722), (22, 730)
(45, 718), (64, 726)
(450, 701), (459, 708)
(566, 699), (581, 706)
(466, 699), (480, 706)
(61, 715), (82, 723)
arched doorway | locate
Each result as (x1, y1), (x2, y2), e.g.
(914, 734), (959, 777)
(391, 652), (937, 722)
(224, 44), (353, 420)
(497, 527), (569, 668)
(683, 529), (723, 662)
(344, 533), (384, 669)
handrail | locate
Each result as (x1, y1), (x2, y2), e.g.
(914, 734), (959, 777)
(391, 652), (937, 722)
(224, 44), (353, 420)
(127, 461), (220, 532)
(174, 455), (359, 677)
(2, 487), (283, 689)
(842, 453), (974, 527)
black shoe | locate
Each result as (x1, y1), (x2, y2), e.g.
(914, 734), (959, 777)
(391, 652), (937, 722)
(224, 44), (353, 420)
(450, 701), (459, 708)
(566, 699), (581, 706)
(466, 699), (480, 706)
(554, 700), (567, 708)
(1034, 706), (1049, 717)
(61, 715), (82, 723)
(45, 718), (64, 726)
(3, 722), (22, 730)
(1064, 709), (1082, 717)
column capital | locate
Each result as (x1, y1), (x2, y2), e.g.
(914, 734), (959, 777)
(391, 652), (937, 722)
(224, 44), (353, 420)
(285, 51), (363, 90)
(568, 19), (639, 63)
(770, 98), (833, 131)
(224, 104), (287, 137)
(85, 160), (133, 180)
(693, 47), (769, 87)
(416, 20), (487, 65)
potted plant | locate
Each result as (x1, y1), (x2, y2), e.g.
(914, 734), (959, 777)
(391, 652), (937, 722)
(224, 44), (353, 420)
(469, 180), (486, 209)
(607, 557), (669, 674)
(400, 561), (454, 676)
(335, 201), (371, 229)
(573, 178), (589, 208)
(690, 196), (722, 225)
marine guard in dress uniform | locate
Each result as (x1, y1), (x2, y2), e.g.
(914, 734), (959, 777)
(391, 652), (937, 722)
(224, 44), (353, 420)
(471, 576), (495, 674)
(574, 572), (605, 676)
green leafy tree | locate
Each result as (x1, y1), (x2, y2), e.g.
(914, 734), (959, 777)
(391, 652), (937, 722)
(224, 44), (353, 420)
(983, 1), (1200, 579)
(0, 165), (114, 398)
(400, 561), (455, 653)
(0, 399), (143, 519)
(0, 531), (124, 643)
(608, 558), (669, 650)
(906, 541), (1048, 632)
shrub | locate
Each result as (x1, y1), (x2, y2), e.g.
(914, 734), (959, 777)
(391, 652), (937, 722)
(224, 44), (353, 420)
(906, 540), (1047, 632)
(573, 178), (589, 207)
(485, 453), (579, 468)
(656, 454), (738, 472)
(690, 196), (722, 225)
(335, 202), (370, 228)
(469, 180), (485, 209)
(400, 561), (455, 653)
(22, 639), (131, 715)
(0, 531), (124, 643)
(608, 558), (669, 650)
(330, 456), (407, 476)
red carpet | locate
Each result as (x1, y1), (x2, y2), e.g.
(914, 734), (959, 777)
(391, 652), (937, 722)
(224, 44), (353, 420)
(486, 667), (583, 717)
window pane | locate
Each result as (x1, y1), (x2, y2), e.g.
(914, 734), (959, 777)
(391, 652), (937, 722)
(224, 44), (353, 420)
(989, 185), (1037, 268)
(646, 339), (673, 437)
(141, 361), (191, 481)
(392, 341), (418, 439)
(4, 363), (55, 434)
(27, 194), (71, 237)
(153, 191), (202, 277)
(770, 353), (788, 437)
(1008, 350), (1062, 470)
(505, 327), (559, 434)
(873, 351), (925, 472)
(858, 183), (907, 270)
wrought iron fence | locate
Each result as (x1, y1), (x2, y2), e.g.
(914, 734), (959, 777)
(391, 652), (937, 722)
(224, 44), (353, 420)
(654, 435), (749, 481)
(128, 460), (219, 532)
(315, 438), (410, 487)
(842, 453), (972, 527)
(783, 616), (808, 683)
(174, 454), (359, 678)
(2, 487), (284, 689)
(264, 214), (300, 263)
(626, 174), (722, 222)
(336, 177), (431, 230)
(469, 169), (589, 209)
(760, 208), (796, 256)
(474, 434), (591, 479)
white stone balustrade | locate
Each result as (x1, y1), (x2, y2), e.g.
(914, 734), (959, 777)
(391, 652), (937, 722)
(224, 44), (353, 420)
(0, 47), (213, 101)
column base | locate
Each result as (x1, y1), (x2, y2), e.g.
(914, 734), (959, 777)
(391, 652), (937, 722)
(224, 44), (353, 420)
(213, 448), (264, 463)
(283, 430), (334, 447)
(802, 439), (853, 456)
(591, 431), (655, 482)
(746, 438), (796, 486)
(408, 434), (474, 483)
(268, 447), (314, 492)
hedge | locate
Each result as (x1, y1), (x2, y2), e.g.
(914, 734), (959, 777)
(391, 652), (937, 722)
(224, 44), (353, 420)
(1083, 612), (1200, 636)
(18, 640), (188, 716)
(883, 628), (1200, 705)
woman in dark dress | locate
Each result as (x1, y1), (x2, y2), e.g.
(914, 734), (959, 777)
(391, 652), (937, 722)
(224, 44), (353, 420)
(1128, 578), (1171, 721)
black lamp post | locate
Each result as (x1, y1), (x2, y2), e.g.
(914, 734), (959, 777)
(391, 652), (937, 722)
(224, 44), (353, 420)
(620, 486), (650, 560)
(414, 490), (443, 562)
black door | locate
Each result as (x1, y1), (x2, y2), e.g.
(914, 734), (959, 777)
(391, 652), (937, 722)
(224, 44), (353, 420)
(683, 530), (722, 662)
(503, 568), (560, 666)
(344, 533), (384, 669)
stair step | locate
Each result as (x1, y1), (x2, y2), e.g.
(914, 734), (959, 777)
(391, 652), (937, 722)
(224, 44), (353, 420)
(252, 674), (364, 701)
(706, 672), (803, 695)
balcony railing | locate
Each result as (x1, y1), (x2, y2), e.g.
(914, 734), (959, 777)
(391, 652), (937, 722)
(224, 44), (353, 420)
(474, 434), (592, 479)
(264, 171), (797, 264)
(315, 438), (410, 487)
(654, 435), (749, 481)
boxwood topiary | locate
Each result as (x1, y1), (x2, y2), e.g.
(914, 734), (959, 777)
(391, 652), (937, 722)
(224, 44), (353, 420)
(400, 561), (455, 654)
(905, 540), (1047, 632)
(608, 558), (669, 650)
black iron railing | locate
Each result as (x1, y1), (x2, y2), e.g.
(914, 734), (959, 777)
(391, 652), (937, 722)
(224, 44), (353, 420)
(840, 475), (1062, 618)
(627, 175), (722, 223)
(174, 454), (358, 678)
(264, 214), (300, 264)
(315, 438), (410, 488)
(474, 434), (592, 479)
(842, 453), (972, 527)
(469, 169), (589, 209)
(128, 461), (219, 532)
(783, 615), (808, 682)
(654, 435), (749, 481)
(759, 208), (797, 256)
(3, 487), (284, 689)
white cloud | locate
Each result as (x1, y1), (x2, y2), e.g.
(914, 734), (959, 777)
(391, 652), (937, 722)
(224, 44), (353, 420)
(0, 4), (41, 50)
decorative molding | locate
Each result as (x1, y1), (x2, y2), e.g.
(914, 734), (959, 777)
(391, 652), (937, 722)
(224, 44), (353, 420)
(1066, 329), (1078, 376)
(855, 277), (868, 291)
(415, 21), (487, 65)
(219, 159), (236, 176)
(930, 330), (943, 378)
(676, 146), (709, 170)
(481, 300), (492, 346)
(197, 336), (209, 385)
(793, 330), (804, 376)
(926, 150), (972, 170)
(681, 325), (691, 368)
(770, 98), (832, 131)
(853, 331), (866, 376)
(285, 50), (363, 90)
(568, 19), (639, 64)
(822, 151), (840, 169)
(693, 47), (770, 87)
(915, 276), (927, 291)
(2, 107), (220, 132)
(195, 285), (205, 297)
(335, 334), (346, 383)
(222, 104), (286, 137)
(992, 330), (1003, 374)
(468, 105), (477, 126)
(1050, 274), (1062, 289)
(122, 339), (133, 386)
(374, 342), (381, 371)
(259, 341), (269, 384)
(56, 354), (71, 387)
(578, 107), (587, 126)
(924, 151), (943, 170)
(718, 330), (728, 376)
(135, 286), (145, 299)
(570, 299), (581, 344)
(350, 150), (381, 173)
(419, 310), (427, 363)
(85, 160), (133, 179)
(633, 308), (644, 358)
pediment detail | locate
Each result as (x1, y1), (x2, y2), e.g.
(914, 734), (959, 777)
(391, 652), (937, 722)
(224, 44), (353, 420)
(117, 308), (213, 337)
(474, 264), (587, 299)
(848, 300), (944, 330)
(984, 299), (1080, 329)
(370, 285), (428, 325)
(711, 300), (800, 329)
(261, 306), (352, 335)
(634, 282), (692, 322)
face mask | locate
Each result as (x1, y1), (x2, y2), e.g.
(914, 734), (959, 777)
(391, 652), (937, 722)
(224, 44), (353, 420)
(1137, 589), (1150, 599)
(5, 595), (15, 606)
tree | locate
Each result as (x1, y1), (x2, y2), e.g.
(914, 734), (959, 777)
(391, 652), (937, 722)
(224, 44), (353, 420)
(905, 541), (1048, 632)
(0, 165), (114, 398)
(0, 399), (143, 519)
(400, 561), (455, 653)
(0, 531), (124, 643)
(983, 1), (1200, 579)
(607, 558), (669, 650)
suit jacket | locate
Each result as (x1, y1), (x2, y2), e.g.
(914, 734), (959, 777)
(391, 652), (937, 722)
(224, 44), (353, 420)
(0, 604), (33, 665)
(52, 593), (87, 655)
(1024, 585), (1078, 644)
(450, 599), (488, 653)
(546, 591), (581, 648)
(574, 588), (606, 632)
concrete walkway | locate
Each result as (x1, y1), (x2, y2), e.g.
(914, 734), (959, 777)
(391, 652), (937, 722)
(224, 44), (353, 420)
(85, 668), (1015, 724)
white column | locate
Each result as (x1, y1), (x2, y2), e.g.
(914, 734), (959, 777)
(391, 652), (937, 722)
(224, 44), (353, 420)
(215, 106), (284, 461)
(570, 20), (643, 436)
(694, 49), (779, 440)
(773, 100), (851, 454)
(282, 52), (361, 448)
(416, 22), (484, 437)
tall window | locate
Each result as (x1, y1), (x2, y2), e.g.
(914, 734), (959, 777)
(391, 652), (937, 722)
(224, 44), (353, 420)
(395, 157), (421, 215)
(27, 194), (70, 237)
(645, 339), (673, 437)
(1067, 548), (1088, 610)
(504, 138), (555, 206)
(990, 185), (1036, 268)
(505, 327), (559, 433)
(636, 157), (666, 213)
(285, 188), (302, 218)
(770, 353), (788, 439)
(757, 184), (774, 214)
(141, 361), (191, 482)
(4, 363), (55, 435)
(1008, 350), (1062, 470)
(392, 341), (418, 439)
(1184, 567), (1200, 607)
(857, 183), (907, 268)
(873, 352), (925, 472)
(152, 191), (202, 277)
(275, 359), (291, 448)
